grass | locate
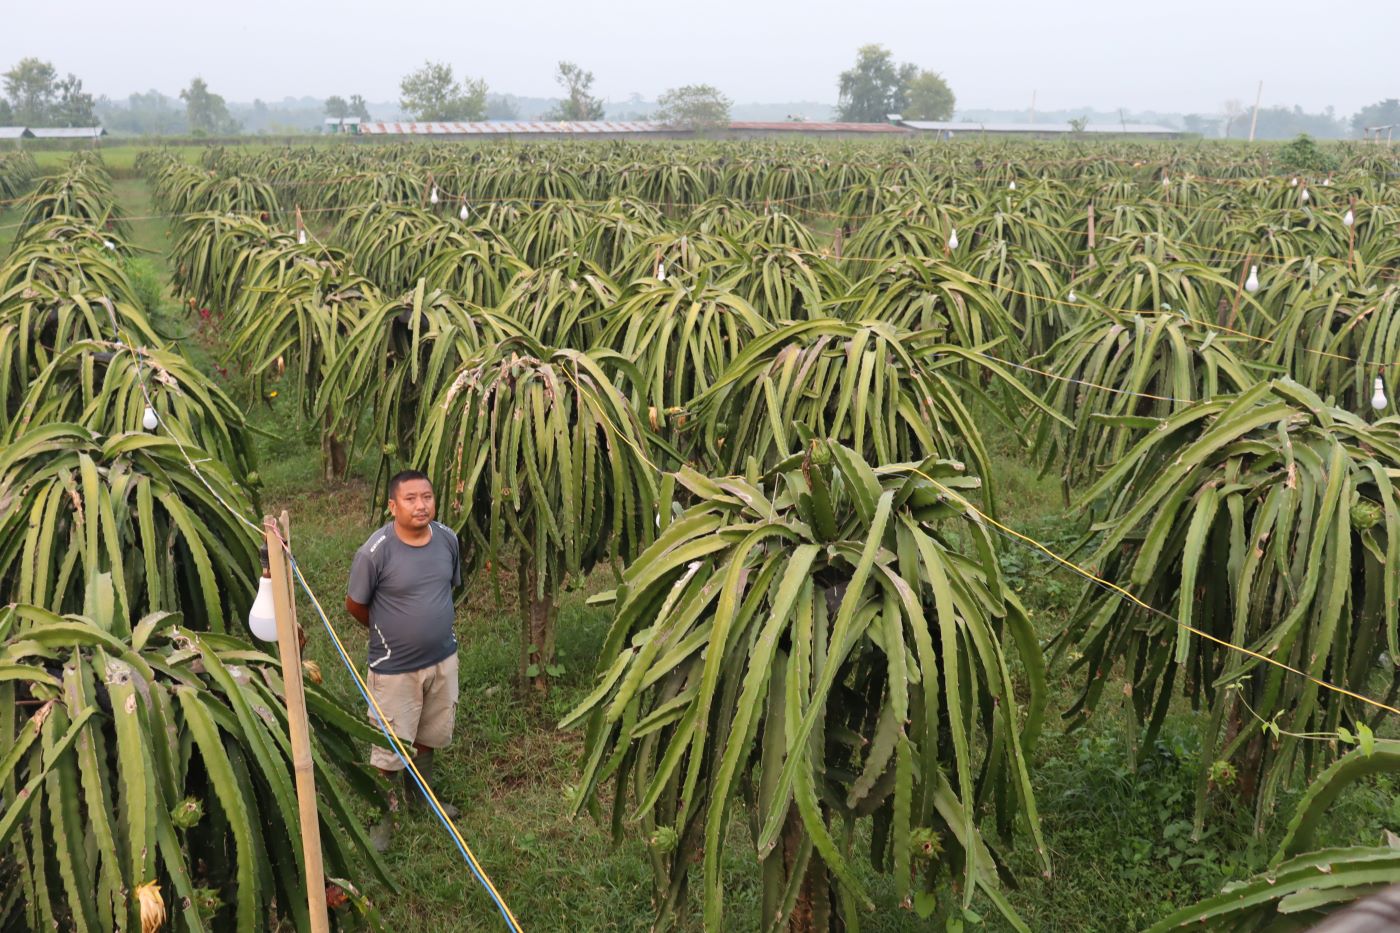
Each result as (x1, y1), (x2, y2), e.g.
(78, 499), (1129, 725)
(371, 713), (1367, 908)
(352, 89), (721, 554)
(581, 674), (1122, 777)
(36, 163), (1400, 932)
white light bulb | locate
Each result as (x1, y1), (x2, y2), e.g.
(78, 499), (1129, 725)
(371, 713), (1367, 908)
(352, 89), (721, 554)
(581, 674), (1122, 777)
(103, 239), (115, 250)
(1245, 265), (1260, 293)
(1008, 180), (1017, 190)
(142, 406), (158, 431)
(297, 229), (307, 245)
(1343, 209), (1354, 227)
(1067, 290), (1077, 303)
(1372, 377), (1388, 411)
(1162, 175), (1170, 187)
(1290, 176), (1299, 187)
(1322, 177), (1332, 186)
(1300, 188), (1310, 203)
(459, 203), (469, 221)
(429, 186), (440, 205)
(248, 575), (279, 642)
(947, 228), (959, 250)
(656, 262), (666, 281)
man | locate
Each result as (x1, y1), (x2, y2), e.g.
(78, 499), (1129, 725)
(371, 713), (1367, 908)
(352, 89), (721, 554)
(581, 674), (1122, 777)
(346, 469), (462, 852)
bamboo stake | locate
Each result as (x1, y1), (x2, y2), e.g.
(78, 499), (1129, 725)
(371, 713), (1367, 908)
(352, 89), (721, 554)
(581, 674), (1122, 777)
(265, 512), (330, 933)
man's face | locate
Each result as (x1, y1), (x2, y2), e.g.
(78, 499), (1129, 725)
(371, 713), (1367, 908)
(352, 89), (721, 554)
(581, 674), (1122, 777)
(388, 479), (435, 530)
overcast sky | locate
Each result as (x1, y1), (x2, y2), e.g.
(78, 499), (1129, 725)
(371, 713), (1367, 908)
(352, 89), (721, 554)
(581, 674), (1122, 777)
(4, 0), (1395, 115)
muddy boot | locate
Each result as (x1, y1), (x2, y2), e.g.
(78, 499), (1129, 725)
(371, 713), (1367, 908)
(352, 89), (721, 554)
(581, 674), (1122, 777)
(404, 749), (460, 819)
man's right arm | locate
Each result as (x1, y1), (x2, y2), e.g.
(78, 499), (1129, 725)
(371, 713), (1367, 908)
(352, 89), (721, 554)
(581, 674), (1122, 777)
(345, 596), (370, 627)
(347, 548), (376, 629)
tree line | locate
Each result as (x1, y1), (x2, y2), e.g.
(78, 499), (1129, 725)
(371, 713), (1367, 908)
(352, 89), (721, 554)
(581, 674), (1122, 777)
(393, 59), (735, 130)
(3, 49), (1394, 138)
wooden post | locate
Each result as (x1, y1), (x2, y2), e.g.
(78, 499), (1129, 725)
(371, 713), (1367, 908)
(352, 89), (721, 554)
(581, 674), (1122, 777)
(264, 513), (330, 933)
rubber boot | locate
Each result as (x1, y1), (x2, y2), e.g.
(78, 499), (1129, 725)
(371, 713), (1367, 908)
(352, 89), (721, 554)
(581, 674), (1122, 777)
(404, 749), (460, 819)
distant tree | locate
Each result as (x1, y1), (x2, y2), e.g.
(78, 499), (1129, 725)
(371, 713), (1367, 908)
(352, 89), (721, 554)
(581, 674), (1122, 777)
(0, 98), (12, 124)
(348, 94), (371, 120)
(1182, 113), (1218, 137)
(50, 73), (95, 126)
(1352, 98), (1400, 136)
(398, 60), (487, 121)
(902, 69), (955, 121)
(1221, 99), (1244, 138)
(485, 94), (520, 120)
(324, 95), (350, 119)
(180, 77), (239, 135)
(3, 58), (58, 125)
(653, 84), (732, 130)
(96, 90), (185, 135)
(545, 61), (605, 120)
(1250, 105), (1345, 140)
(837, 44), (918, 122)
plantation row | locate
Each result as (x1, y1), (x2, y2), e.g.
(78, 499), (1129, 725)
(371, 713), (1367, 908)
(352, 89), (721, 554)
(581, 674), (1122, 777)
(0, 149), (37, 202)
(172, 139), (1400, 211)
(0, 155), (390, 931)
(2, 141), (1399, 931)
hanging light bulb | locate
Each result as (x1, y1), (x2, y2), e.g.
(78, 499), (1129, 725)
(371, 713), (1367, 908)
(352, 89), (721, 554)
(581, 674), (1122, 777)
(947, 228), (959, 250)
(103, 239), (116, 250)
(1066, 290), (1077, 303)
(1300, 187), (1311, 203)
(142, 406), (158, 431)
(297, 229), (307, 245)
(656, 262), (666, 281)
(1245, 265), (1260, 293)
(459, 203), (470, 221)
(1322, 177), (1332, 186)
(1290, 176), (1300, 187)
(1372, 377), (1388, 411)
(429, 186), (440, 205)
(1162, 175), (1170, 188)
(1008, 180), (1017, 190)
(1343, 208), (1355, 227)
(248, 547), (279, 642)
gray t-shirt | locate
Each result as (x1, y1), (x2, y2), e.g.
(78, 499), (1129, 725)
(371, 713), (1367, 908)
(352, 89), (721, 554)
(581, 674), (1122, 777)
(348, 521), (462, 674)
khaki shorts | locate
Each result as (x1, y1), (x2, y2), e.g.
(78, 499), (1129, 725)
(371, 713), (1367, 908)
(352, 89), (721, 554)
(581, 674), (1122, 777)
(365, 653), (459, 772)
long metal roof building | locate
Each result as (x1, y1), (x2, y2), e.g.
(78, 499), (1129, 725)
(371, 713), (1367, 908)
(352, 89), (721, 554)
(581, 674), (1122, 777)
(357, 120), (913, 140)
(360, 121), (670, 136)
(28, 127), (107, 139)
(901, 120), (1180, 138)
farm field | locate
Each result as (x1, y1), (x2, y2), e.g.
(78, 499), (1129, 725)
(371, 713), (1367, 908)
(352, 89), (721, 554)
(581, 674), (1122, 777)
(2, 137), (1400, 933)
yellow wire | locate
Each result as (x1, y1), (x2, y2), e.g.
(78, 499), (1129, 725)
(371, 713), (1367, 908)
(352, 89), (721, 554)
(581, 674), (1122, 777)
(906, 467), (1400, 718)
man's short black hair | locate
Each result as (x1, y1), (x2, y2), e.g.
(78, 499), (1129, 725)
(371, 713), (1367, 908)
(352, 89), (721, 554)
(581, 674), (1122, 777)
(388, 469), (433, 500)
